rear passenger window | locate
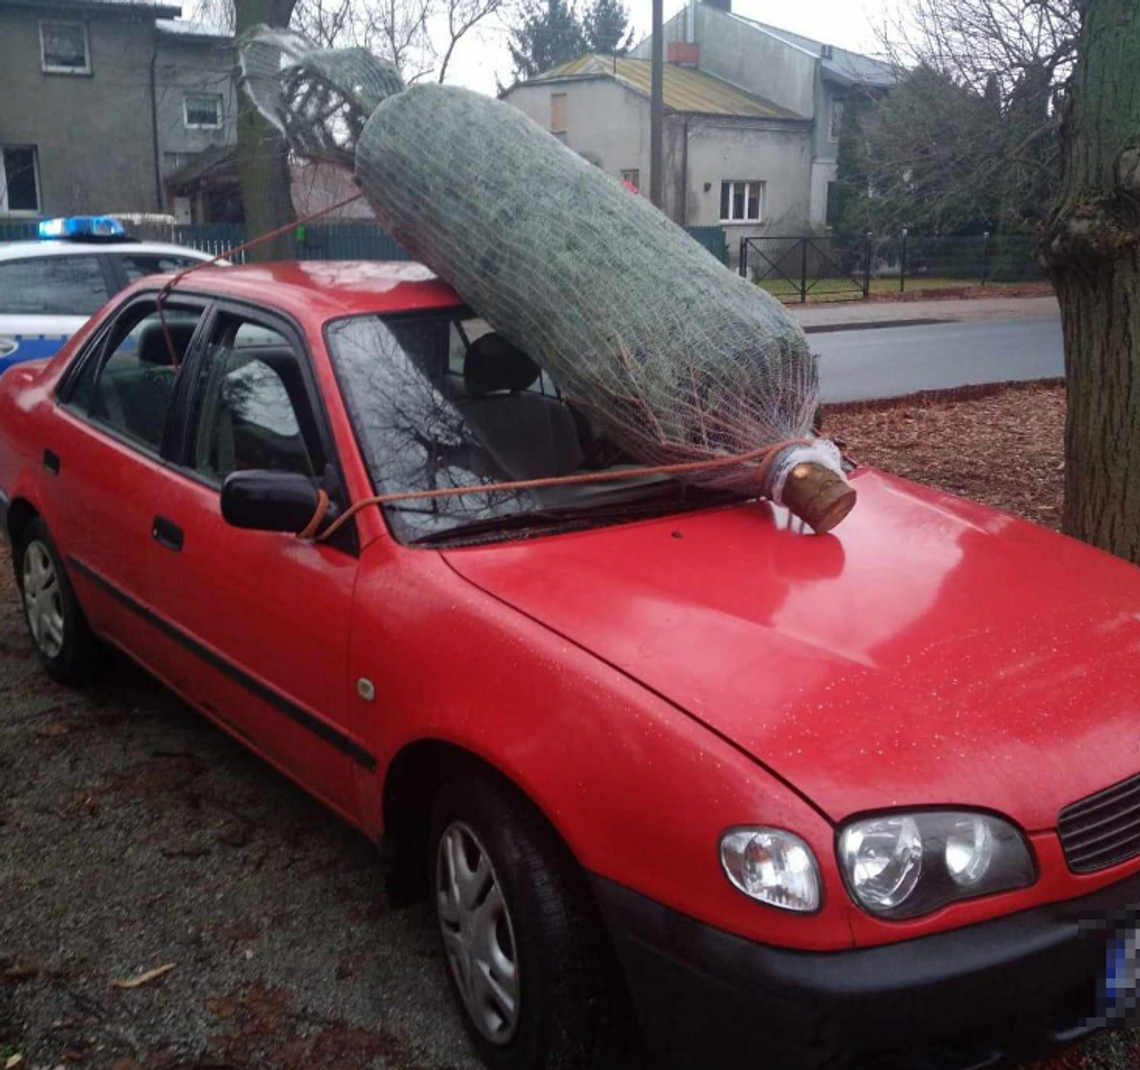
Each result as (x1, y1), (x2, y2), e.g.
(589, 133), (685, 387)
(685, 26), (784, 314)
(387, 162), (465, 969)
(74, 303), (203, 453)
(0, 255), (108, 315)
(191, 316), (320, 484)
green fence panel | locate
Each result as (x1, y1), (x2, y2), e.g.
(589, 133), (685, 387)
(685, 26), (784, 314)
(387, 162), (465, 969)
(685, 225), (728, 265)
(0, 221), (40, 242)
(298, 224), (410, 261)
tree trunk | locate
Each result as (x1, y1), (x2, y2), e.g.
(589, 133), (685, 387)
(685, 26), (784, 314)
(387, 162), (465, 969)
(1044, 0), (1140, 560)
(235, 0), (298, 262)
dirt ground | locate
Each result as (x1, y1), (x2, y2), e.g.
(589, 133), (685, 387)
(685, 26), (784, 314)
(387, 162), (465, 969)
(825, 380), (1067, 532)
(2, 380), (1138, 1070)
(0, 544), (479, 1070)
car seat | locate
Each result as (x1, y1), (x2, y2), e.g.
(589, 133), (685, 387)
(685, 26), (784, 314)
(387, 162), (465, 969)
(454, 334), (584, 481)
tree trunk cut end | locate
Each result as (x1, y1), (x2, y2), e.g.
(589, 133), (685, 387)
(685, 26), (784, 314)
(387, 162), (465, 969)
(782, 463), (857, 534)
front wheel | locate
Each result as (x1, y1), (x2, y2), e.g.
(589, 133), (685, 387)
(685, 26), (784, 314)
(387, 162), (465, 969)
(14, 517), (99, 683)
(429, 772), (628, 1070)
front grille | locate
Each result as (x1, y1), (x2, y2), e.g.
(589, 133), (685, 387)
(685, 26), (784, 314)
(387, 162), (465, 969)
(1059, 770), (1140, 873)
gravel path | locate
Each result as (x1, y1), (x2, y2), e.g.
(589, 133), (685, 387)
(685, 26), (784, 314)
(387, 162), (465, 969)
(0, 538), (480, 1070)
(2, 381), (1139, 1070)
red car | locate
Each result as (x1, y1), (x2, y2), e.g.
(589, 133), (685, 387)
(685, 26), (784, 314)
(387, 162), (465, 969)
(3, 261), (1140, 1070)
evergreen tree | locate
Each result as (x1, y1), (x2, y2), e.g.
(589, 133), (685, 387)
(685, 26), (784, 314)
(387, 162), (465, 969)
(507, 0), (587, 80)
(582, 0), (633, 55)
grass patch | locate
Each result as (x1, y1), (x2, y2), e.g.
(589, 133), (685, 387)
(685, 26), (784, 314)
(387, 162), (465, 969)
(756, 276), (1045, 303)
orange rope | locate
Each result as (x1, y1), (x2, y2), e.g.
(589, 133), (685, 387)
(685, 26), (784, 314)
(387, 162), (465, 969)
(310, 438), (811, 543)
(143, 191), (818, 545)
(298, 488), (331, 540)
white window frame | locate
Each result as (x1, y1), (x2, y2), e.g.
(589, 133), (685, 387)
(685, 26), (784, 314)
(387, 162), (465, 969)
(0, 145), (42, 217)
(183, 93), (224, 130)
(719, 180), (764, 223)
(40, 20), (91, 75)
(829, 98), (845, 141)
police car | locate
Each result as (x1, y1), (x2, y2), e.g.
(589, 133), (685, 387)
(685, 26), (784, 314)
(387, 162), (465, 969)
(0, 216), (216, 374)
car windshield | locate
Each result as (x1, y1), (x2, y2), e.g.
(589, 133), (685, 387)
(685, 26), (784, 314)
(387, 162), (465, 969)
(325, 311), (737, 544)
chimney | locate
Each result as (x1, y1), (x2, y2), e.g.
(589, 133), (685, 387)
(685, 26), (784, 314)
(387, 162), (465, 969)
(820, 44), (834, 59)
(667, 40), (700, 66)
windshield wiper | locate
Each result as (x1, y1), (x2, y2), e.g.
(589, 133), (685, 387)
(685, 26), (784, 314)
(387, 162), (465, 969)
(408, 486), (741, 546)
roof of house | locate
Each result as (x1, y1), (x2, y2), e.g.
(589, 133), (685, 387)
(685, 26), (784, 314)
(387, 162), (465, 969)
(523, 54), (803, 119)
(0, 0), (181, 15)
(156, 16), (231, 40)
(167, 142), (233, 186)
(727, 14), (895, 87)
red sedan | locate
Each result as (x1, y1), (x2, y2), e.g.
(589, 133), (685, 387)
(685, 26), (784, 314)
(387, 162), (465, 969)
(2, 261), (1140, 1070)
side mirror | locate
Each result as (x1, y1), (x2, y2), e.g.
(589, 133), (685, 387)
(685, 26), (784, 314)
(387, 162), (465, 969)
(221, 470), (329, 533)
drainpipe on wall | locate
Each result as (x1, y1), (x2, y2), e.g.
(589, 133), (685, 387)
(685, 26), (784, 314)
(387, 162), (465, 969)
(149, 34), (163, 212)
(650, 0), (664, 208)
(680, 116), (690, 225)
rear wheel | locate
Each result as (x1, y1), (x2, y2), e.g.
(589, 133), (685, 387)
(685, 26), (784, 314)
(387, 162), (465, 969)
(14, 517), (98, 683)
(429, 772), (628, 1070)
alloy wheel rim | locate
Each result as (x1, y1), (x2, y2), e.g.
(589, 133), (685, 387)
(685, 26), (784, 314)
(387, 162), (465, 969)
(22, 541), (65, 659)
(435, 820), (521, 1044)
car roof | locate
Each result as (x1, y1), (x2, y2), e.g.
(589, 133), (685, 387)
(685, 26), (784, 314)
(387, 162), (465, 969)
(139, 260), (465, 321)
(0, 240), (214, 262)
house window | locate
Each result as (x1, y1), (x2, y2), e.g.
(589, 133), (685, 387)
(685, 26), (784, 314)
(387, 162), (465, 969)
(40, 21), (90, 74)
(0, 146), (41, 215)
(184, 94), (223, 129)
(550, 93), (567, 141)
(620, 168), (640, 191)
(829, 98), (845, 141)
(720, 180), (764, 223)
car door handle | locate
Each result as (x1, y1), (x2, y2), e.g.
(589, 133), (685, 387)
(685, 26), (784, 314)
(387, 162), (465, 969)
(152, 516), (184, 552)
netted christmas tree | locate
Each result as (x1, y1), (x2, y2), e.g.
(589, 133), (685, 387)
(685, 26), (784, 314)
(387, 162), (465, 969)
(240, 29), (855, 531)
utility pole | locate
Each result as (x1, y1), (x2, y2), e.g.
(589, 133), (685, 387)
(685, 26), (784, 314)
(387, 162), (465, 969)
(650, 0), (664, 208)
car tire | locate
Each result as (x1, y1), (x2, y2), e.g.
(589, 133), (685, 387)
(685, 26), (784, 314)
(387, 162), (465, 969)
(429, 771), (629, 1070)
(14, 517), (99, 684)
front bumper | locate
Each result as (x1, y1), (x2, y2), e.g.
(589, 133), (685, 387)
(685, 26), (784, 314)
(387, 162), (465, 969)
(592, 870), (1140, 1070)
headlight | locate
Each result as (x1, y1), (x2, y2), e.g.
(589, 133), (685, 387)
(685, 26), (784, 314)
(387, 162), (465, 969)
(839, 811), (1035, 919)
(720, 827), (821, 913)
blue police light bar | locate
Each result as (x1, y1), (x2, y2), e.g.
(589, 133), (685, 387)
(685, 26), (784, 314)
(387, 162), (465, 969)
(38, 216), (128, 241)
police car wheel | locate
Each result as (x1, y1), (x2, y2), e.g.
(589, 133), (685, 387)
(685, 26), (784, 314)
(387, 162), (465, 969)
(14, 518), (99, 683)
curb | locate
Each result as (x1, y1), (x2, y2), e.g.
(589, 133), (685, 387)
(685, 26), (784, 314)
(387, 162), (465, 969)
(820, 376), (1065, 416)
(801, 318), (951, 335)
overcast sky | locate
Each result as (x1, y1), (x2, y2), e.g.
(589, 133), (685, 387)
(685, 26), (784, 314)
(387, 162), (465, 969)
(447, 0), (892, 95)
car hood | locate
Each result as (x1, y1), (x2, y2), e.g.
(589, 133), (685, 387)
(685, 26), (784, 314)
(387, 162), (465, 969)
(442, 468), (1140, 830)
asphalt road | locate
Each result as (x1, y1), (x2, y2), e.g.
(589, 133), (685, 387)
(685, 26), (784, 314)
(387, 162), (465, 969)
(815, 315), (1064, 403)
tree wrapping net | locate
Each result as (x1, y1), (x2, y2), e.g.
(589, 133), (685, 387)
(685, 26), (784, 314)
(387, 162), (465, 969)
(239, 30), (850, 509)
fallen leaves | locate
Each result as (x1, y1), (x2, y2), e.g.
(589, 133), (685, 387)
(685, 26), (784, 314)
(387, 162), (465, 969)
(110, 964), (175, 990)
(825, 382), (1066, 531)
(1, 960), (41, 984)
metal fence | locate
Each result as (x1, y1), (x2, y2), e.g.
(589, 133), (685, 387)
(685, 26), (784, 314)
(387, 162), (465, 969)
(0, 219), (415, 262)
(740, 232), (1047, 303)
(2, 220), (730, 266)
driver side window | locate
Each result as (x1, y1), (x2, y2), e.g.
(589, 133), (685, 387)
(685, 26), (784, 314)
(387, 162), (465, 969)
(69, 301), (204, 455)
(191, 317), (320, 485)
